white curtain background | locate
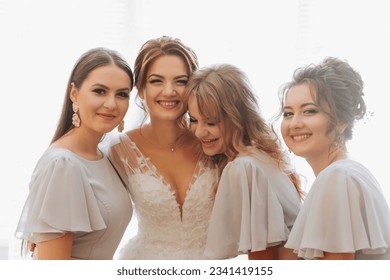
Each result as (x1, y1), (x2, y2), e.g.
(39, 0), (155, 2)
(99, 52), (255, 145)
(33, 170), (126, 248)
(1, 0), (389, 259)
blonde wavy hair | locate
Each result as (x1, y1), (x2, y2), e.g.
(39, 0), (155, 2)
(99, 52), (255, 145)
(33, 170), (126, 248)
(184, 64), (302, 197)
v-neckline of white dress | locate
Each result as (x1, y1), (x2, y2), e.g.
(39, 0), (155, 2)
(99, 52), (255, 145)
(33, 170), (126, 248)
(123, 133), (202, 221)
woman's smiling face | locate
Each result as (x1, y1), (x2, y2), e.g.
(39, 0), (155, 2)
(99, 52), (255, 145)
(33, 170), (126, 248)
(281, 83), (335, 162)
(187, 95), (226, 156)
(142, 55), (189, 121)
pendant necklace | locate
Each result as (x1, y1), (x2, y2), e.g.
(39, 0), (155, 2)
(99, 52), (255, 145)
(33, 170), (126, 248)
(139, 126), (187, 152)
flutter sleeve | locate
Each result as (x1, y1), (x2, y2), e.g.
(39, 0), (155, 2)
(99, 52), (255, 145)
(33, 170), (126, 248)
(15, 150), (106, 243)
(204, 157), (294, 259)
(285, 163), (390, 259)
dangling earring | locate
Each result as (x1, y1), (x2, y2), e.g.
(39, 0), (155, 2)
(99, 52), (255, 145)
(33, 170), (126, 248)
(72, 102), (80, 127)
(118, 120), (124, 132)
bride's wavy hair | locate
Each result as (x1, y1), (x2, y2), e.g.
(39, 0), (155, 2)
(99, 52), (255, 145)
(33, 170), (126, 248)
(133, 35), (199, 128)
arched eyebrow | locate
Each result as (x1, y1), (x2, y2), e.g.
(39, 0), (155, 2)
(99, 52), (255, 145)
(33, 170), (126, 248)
(92, 83), (130, 92)
(283, 102), (318, 110)
(147, 74), (188, 79)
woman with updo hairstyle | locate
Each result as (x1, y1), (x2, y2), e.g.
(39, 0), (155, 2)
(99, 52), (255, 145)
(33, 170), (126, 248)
(280, 57), (390, 259)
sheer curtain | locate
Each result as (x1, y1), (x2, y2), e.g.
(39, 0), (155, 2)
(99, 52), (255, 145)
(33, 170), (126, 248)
(1, 0), (388, 259)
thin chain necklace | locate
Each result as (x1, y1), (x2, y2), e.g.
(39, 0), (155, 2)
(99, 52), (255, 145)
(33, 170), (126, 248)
(139, 126), (187, 152)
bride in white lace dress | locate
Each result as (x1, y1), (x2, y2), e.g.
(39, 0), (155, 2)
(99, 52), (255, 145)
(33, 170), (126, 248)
(108, 36), (218, 259)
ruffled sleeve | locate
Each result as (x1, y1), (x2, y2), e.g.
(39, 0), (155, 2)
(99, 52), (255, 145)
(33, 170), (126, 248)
(285, 160), (390, 259)
(15, 149), (107, 243)
(204, 155), (298, 259)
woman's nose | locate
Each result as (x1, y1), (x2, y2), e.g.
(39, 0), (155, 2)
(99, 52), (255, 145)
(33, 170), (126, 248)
(163, 83), (176, 96)
(289, 114), (304, 128)
(195, 124), (208, 139)
(103, 95), (118, 109)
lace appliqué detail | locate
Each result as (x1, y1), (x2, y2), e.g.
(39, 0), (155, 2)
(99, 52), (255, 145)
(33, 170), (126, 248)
(117, 135), (218, 259)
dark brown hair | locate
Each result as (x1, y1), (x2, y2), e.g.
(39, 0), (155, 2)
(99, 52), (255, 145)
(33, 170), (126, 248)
(51, 47), (134, 143)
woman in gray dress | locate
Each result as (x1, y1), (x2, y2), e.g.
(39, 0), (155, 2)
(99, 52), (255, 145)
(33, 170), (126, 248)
(185, 64), (302, 259)
(15, 47), (134, 259)
(280, 57), (390, 259)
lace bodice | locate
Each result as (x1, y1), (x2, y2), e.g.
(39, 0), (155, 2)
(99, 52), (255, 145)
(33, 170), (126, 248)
(110, 134), (218, 259)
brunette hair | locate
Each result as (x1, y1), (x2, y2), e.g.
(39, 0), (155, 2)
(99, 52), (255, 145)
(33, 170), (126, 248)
(51, 47), (134, 143)
(278, 57), (366, 142)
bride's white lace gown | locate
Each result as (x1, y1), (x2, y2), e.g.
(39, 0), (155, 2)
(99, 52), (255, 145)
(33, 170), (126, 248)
(109, 134), (218, 259)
